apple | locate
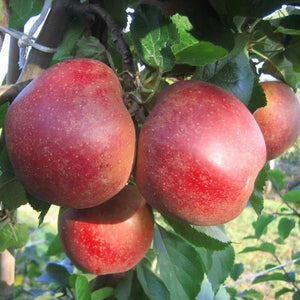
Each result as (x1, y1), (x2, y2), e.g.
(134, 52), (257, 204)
(253, 81), (300, 160)
(135, 80), (266, 226)
(58, 185), (154, 275)
(5, 58), (136, 208)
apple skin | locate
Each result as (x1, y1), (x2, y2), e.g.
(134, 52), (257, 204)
(5, 58), (136, 208)
(135, 80), (267, 226)
(253, 81), (300, 160)
(58, 186), (154, 275)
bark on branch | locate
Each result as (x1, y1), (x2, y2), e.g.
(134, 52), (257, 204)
(18, 0), (73, 82)
(64, 1), (137, 94)
(0, 0), (73, 103)
(0, 80), (32, 104)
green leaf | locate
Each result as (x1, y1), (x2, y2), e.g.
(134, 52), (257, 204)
(230, 263), (244, 281)
(238, 289), (264, 300)
(206, 246), (235, 292)
(252, 214), (275, 239)
(268, 169), (286, 191)
(193, 34), (258, 106)
(249, 190), (264, 217)
(262, 54), (300, 90)
(275, 15), (300, 35)
(130, 6), (178, 72)
(47, 234), (63, 256)
(0, 146), (14, 173)
(154, 226), (204, 300)
(136, 261), (171, 300)
(249, 163), (269, 215)
(292, 251), (300, 262)
(247, 77), (267, 113)
(26, 193), (51, 226)
(162, 216), (230, 251)
(293, 290), (300, 300)
(52, 19), (86, 64)
(0, 222), (29, 252)
(285, 39), (300, 72)
(276, 56), (300, 90)
(114, 270), (147, 300)
(38, 262), (70, 286)
(253, 272), (295, 284)
(283, 190), (300, 204)
(174, 41), (228, 67)
(91, 287), (114, 300)
(196, 276), (214, 300)
(215, 286), (231, 300)
(240, 242), (276, 255)
(0, 173), (28, 210)
(278, 217), (295, 240)
(9, 0), (43, 29)
(75, 36), (108, 62)
(210, 0), (284, 18)
(75, 275), (91, 300)
(0, 149), (20, 217)
(171, 14), (227, 66)
(0, 103), (8, 128)
(276, 26), (300, 35)
(275, 287), (294, 299)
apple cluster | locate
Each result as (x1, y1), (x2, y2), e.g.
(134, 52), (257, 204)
(4, 58), (300, 275)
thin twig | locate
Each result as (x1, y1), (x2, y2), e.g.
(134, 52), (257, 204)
(272, 253), (299, 290)
(65, 1), (137, 94)
(273, 186), (300, 217)
(0, 80), (32, 104)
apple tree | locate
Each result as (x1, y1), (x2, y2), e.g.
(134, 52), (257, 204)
(0, 0), (300, 299)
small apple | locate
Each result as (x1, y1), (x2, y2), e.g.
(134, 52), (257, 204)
(58, 186), (154, 275)
(5, 58), (136, 208)
(135, 80), (266, 226)
(254, 81), (300, 160)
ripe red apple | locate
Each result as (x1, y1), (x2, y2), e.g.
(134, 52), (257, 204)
(58, 186), (154, 275)
(5, 58), (135, 208)
(253, 81), (300, 160)
(135, 80), (266, 226)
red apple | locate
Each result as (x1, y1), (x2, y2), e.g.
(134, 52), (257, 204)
(135, 80), (266, 226)
(58, 186), (154, 275)
(254, 81), (300, 160)
(5, 58), (135, 208)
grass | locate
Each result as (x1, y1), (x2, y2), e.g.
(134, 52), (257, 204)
(225, 198), (300, 299)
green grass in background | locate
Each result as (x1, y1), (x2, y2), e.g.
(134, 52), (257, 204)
(225, 199), (299, 299)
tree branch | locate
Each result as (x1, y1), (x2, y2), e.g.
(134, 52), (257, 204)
(0, 80), (32, 104)
(0, 0), (73, 103)
(6, 37), (20, 84)
(17, 0), (73, 82)
(64, 1), (137, 95)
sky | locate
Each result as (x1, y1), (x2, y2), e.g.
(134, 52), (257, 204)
(0, 35), (9, 83)
(0, 16), (40, 84)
